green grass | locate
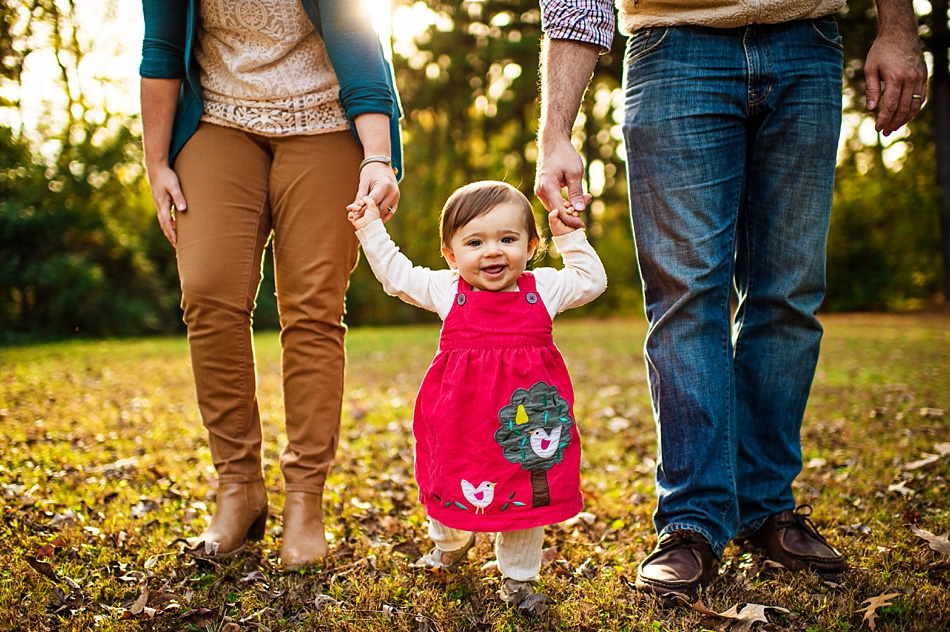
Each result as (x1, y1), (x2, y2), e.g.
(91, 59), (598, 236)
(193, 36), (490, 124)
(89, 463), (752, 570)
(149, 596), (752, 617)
(1, 314), (949, 631)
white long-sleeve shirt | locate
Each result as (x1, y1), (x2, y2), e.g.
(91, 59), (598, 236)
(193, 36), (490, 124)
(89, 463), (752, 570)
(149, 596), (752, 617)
(355, 219), (607, 320)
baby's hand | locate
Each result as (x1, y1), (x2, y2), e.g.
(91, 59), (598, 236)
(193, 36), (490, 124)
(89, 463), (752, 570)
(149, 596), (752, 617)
(548, 196), (590, 237)
(347, 196), (382, 230)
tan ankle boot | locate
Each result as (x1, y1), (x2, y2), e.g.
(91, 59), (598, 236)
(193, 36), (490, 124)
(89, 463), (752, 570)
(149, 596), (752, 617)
(280, 491), (328, 569)
(188, 480), (268, 557)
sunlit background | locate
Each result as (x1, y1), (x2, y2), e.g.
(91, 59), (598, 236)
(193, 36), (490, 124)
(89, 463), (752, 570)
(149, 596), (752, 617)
(2, 0), (933, 171)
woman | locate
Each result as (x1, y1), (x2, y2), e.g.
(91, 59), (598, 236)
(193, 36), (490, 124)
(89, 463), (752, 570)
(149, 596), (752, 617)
(139, 0), (401, 569)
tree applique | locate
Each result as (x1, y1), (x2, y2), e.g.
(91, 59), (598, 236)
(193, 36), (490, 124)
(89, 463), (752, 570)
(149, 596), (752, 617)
(495, 381), (573, 508)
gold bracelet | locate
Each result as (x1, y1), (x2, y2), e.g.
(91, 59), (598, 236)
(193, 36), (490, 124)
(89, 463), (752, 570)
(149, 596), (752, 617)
(359, 155), (392, 171)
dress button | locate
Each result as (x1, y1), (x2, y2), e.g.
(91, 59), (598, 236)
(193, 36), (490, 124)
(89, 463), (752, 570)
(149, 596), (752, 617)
(526, 292), (538, 304)
(457, 293), (466, 305)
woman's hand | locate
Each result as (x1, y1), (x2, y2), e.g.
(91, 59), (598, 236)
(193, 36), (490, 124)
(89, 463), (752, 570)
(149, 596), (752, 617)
(347, 196), (382, 230)
(355, 161), (399, 223)
(146, 163), (187, 246)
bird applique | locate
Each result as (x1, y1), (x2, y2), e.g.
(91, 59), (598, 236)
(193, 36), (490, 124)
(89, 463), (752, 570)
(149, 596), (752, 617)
(460, 479), (496, 513)
(528, 426), (562, 458)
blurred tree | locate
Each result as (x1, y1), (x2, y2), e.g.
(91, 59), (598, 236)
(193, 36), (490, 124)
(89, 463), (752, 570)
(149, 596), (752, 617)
(0, 0), (180, 341)
(833, 0), (949, 307)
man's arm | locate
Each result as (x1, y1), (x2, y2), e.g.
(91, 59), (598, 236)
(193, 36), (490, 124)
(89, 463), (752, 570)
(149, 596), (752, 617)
(865, 0), (927, 135)
(535, 37), (600, 223)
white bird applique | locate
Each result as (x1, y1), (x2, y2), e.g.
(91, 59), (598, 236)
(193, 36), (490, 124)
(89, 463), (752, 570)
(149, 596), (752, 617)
(460, 479), (496, 513)
(529, 426), (562, 458)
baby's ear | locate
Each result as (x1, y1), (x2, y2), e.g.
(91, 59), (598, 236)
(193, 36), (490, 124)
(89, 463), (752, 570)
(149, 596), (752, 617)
(441, 246), (457, 269)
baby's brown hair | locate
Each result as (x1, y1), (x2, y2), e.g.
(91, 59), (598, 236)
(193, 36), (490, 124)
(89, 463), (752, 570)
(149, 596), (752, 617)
(439, 181), (546, 259)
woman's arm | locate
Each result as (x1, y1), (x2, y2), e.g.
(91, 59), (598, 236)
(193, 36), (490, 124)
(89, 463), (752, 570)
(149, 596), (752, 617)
(141, 77), (186, 246)
(352, 113), (399, 218)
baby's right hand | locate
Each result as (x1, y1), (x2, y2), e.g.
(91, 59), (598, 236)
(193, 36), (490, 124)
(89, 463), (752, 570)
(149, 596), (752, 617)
(347, 196), (382, 230)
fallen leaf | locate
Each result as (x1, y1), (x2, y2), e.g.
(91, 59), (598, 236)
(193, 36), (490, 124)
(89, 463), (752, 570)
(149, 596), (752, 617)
(935, 443), (950, 456)
(908, 525), (950, 556)
(239, 570), (267, 583)
(857, 592), (900, 631)
(887, 481), (915, 496)
(24, 555), (57, 581)
(902, 454), (940, 471)
(564, 512), (597, 528)
(540, 546), (561, 566)
(917, 408), (945, 418)
(391, 540), (423, 559)
(49, 510), (81, 528)
(574, 557), (595, 578)
(692, 599), (789, 631)
(839, 523), (872, 536)
(129, 587), (149, 615)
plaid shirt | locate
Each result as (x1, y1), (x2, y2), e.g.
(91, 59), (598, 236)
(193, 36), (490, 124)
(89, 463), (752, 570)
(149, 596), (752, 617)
(539, 0), (616, 52)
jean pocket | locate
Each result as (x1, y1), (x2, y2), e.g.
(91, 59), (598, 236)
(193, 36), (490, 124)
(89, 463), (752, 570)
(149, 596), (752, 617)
(625, 26), (670, 64)
(810, 15), (842, 50)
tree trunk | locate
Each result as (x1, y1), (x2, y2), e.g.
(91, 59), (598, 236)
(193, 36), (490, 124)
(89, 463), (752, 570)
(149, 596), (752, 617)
(931, 0), (950, 301)
(530, 469), (550, 507)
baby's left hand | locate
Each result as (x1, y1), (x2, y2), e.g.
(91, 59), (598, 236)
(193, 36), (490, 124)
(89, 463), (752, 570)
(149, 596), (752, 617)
(548, 196), (590, 237)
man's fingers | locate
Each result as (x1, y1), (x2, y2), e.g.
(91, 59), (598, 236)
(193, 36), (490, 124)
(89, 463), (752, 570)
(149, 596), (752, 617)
(565, 172), (588, 212)
(865, 70), (881, 111)
(534, 179), (564, 212)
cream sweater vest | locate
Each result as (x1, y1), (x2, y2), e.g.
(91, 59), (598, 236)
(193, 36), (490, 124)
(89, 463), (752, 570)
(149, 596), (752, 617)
(617, 0), (846, 33)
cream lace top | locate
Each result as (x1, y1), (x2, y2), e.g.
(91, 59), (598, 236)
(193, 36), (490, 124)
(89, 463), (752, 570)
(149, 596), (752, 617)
(195, 0), (349, 137)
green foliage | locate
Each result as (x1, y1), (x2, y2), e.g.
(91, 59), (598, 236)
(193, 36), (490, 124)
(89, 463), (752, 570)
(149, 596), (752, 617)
(0, 121), (181, 341)
(828, 118), (943, 311)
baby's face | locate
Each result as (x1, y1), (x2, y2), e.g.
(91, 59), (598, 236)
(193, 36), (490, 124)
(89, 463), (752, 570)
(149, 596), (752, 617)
(442, 203), (537, 292)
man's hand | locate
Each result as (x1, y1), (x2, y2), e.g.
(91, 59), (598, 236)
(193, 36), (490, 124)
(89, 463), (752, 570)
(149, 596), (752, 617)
(535, 137), (588, 231)
(865, 2), (927, 135)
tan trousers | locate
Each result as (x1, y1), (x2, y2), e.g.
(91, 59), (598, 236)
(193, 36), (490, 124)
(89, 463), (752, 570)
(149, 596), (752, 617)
(428, 519), (544, 582)
(174, 123), (361, 494)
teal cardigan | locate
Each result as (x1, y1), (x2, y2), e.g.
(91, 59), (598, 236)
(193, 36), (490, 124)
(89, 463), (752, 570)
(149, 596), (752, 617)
(139, 0), (402, 178)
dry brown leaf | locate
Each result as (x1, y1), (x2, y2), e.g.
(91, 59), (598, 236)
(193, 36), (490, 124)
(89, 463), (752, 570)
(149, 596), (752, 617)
(902, 454), (941, 471)
(692, 599), (789, 631)
(129, 587), (149, 615)
(24, 555), (57, 582)
(908, 525), (950, 556)
(391, 540), (423, 559)
(857, 592), (900, 631)
(887, 481), (915, 496)
(540, 546), (561, 565)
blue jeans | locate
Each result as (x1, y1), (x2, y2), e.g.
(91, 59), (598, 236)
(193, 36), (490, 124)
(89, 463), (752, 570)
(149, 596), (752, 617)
(621, 18), (843, 557)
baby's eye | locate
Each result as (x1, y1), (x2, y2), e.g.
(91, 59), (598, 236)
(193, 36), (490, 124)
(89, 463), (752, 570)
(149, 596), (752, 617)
(501, 236), (517, 244)
(467, 239), (482, 247)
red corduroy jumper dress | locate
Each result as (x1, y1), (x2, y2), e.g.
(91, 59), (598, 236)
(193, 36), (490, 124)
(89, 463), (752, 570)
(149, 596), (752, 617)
(413, 272), (583, 532)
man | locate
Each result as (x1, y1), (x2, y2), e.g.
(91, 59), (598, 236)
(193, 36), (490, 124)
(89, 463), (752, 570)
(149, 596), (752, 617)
(535, 0), (926, 601)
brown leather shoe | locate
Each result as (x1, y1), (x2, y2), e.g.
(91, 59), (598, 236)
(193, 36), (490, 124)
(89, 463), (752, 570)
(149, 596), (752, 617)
(635, 530), (719, 602)
(742, 505), (847, 577)
(187, 480), (268, 557)
(280, 492), (328, 570)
